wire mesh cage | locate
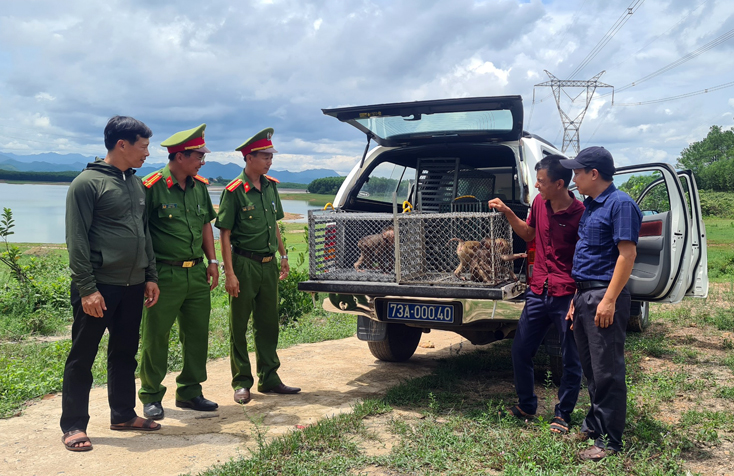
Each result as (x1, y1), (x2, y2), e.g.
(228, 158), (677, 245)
(308, 209), (522, 287)
(396, 211), (519, 287)
(308, 211), (396, 282)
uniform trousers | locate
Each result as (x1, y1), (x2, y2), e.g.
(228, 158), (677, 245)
(138, 262), (211, 403)
(60, 282), (145, 433)
(511, 288), (581, 422)
(229, 253), (282, 392)
(573, 286), (631, 452)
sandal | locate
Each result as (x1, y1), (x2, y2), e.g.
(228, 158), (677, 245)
(549, 416), (569, 434)
(579, 445), (617, 462)
(110, 416), (161, 432)
(498, 405), (535, 420)
(62, 429), (93, 452)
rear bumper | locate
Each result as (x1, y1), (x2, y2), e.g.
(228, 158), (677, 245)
(297, 280), (525, 301)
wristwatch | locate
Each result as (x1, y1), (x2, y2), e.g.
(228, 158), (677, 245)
(208, 259), (219, 265)
(280, 255), (288, 260)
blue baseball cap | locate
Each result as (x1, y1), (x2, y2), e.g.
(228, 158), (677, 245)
(560, 146), (616, 176)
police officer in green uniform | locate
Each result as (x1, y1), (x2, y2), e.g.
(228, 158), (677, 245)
(216, 128), (300, 405)
(139, 124), (219, 419)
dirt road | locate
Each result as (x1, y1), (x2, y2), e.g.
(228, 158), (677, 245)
(0, 331), (481, 476)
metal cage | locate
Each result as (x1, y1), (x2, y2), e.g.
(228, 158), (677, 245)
(308, 209), (519, 288)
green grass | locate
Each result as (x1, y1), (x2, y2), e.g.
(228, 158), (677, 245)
(0, 299), (355, 418)
(0, 243), (355, 418)
(193, 290), (734, 476)
(278, 192), (335, 207)
(703, 217), (734, 282)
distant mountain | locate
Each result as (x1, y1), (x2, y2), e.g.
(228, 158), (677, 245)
(138, 162), (340, 183)
(0, 157), (88, 172)
(0, 151), (342, 184)
(1, 152), (101, 165)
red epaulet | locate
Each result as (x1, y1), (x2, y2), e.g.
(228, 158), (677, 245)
(225, 178), (243, 192)
(142, 172), (163, 189)
(264, 174), (279, 183)
(194, 174), (209, 185)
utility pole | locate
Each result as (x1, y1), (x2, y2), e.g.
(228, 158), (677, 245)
(534, 71), (613, 156)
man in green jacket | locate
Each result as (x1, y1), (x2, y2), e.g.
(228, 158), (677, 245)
(138, 124), (219, 419)
(61, 116), (161, 452)
(216, 128), (299, 405)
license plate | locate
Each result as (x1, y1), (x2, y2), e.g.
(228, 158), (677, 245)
(386, 302), (455, 323)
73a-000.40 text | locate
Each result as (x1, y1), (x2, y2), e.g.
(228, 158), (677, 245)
(386, 302), (454, 323)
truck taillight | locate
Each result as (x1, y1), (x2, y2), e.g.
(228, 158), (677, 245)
(325, 223), (337, 260)
(526, 240), (536, 283)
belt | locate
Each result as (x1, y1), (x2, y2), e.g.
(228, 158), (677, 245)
(158, 257), (204, 268)
(233, 247), (275, 263)
(575, 280), (611, 290)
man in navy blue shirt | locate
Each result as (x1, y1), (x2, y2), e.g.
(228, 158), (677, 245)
(561, 147), (642, 462)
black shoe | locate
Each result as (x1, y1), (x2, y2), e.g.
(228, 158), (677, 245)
(175, 395), (219, 412)
(260, 383), (301, 394)
(143, 402), (164, 420)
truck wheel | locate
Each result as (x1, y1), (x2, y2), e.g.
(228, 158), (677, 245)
(627, 301), (650, 332)
(367, 324), (422, 362)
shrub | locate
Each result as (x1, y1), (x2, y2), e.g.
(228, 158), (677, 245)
(306, 176), (346, 195)
(277, 223), (315, 325)
(699, 191), (734, 218)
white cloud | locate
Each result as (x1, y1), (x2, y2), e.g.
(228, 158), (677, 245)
(34, 92), (55, 101)
(0, 0), (732, 172)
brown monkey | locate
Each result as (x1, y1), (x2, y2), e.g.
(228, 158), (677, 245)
(447, 238), (486, 279)
(468, 237), (526, 284)
(354, 226), (395, 271)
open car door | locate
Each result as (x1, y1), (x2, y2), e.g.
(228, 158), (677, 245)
(614, 163), (707, 304)
(677, 170), (708, 298)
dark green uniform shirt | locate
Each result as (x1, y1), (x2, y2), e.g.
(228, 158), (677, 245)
(215, 171), (284, 254)
(144, 165), (217, 261)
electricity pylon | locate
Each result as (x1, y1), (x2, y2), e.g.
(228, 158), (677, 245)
(534, 71), (613, 156)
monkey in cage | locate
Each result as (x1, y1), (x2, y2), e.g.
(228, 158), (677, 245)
(448, 237), (525, 283)
(353, 225), (395, 271)
(468, 237), (526, 284)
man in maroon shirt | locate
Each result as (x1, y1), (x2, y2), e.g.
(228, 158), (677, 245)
(489, 155), (584, 434)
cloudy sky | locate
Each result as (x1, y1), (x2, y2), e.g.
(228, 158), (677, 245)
(0, 0), (732, 173)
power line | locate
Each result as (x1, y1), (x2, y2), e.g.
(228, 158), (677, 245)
(554, 0), (589, 49)
(599, 1), (709, 75)
(568, 0), (646, 79)
(614, 80), (734, 106)
(612, 28), (734, 94)
(583, 105), (614, 146)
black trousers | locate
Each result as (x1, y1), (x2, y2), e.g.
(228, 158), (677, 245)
(60, 282), (145, 433)
(573, 286), (630, 452)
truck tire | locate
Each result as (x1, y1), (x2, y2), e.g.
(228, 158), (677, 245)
(627, 301), (650, 332)
(367, 324), (423, 362)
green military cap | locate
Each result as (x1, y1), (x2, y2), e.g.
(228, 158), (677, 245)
(236, 128), (278, 157)
(161, 124), (211, 154)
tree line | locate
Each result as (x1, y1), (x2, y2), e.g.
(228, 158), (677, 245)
(0, 170), (79, 182)
(307, 176), (346, 194)
(677, 125), (734, 192)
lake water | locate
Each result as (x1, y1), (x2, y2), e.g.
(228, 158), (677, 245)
(0, 183), (320, 244)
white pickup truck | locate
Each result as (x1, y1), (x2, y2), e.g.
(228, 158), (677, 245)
(298, 96), (709, 366)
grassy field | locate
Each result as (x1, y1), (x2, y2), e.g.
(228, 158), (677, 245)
(278, 192), (335, 206)
(0, 221), (348, 418)
(703, 218), (734, 282)
(195, 287), (734, 475)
